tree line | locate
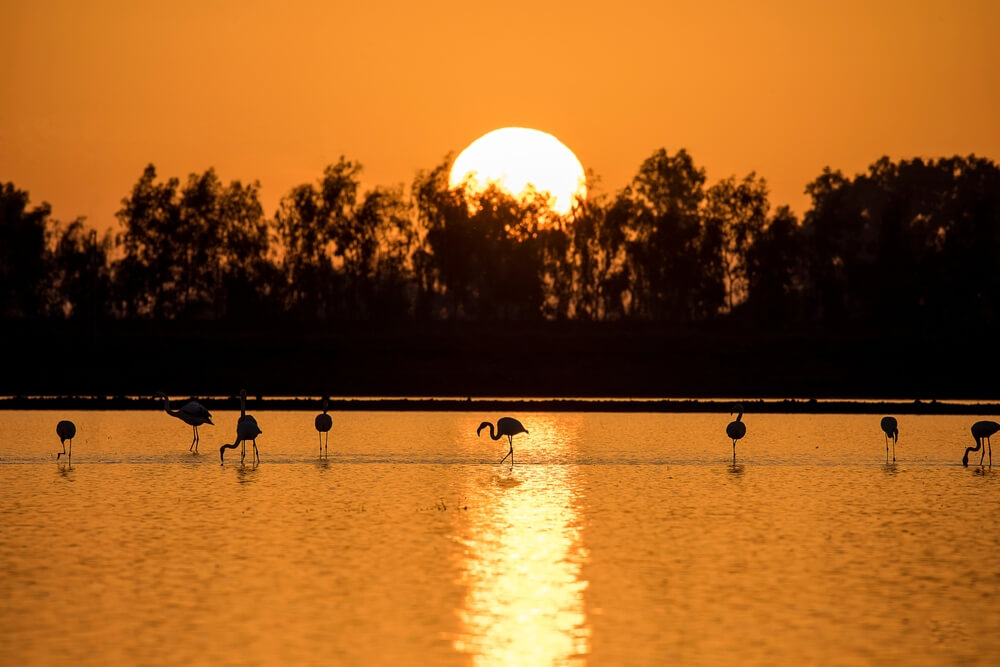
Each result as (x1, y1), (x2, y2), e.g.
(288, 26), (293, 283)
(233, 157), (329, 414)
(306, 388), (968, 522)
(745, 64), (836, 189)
(3, 149), (999, 328)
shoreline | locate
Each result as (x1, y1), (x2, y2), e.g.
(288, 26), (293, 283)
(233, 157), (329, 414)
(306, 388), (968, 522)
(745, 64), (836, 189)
(2, 396), (998, 415)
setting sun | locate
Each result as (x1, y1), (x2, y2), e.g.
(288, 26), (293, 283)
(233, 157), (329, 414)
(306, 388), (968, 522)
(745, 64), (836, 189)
(449, 127), (586, 216)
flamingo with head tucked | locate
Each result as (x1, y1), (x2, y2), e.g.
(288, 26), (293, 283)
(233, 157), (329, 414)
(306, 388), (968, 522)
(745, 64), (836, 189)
(726, 404), (747, 465)
(315, 396), (332, 457)
(155, 392), (213, 453)
(963, 420), (999, 468)
(880, 416), (898, 463)
(477, 417), (528, 467)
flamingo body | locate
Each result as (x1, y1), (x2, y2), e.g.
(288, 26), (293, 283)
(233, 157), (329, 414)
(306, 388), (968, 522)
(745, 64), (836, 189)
(880, 416), (898, 462)
(964, 420), (1000, 468)
(56, 420), (76, 461)
(478, 417), (528, 466)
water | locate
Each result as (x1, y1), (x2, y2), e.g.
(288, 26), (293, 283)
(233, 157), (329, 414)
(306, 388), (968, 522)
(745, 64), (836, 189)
(1, 410), (999, 665)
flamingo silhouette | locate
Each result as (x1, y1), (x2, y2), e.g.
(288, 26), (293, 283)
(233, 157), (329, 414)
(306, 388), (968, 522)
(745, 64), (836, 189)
(963, 420), (999, 468)
(478, 417), (528, 466)
(56, 420), (76, 462)
(726, 403), (747, 465)
(880, 416), (898, 463)
(155, 392), (213, 453)
(219, 390), (261, 465)
(315, 396), (332, 457)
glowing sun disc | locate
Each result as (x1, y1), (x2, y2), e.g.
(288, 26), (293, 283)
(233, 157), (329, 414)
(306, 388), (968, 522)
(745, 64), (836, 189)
(449, 127), (586, 215)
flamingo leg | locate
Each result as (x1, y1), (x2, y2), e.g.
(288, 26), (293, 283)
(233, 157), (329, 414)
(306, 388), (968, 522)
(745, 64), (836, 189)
(57, 441), (66, 460)
(319, 432), (323, 456)
(499, 445), (513, 466)
(892, 437), (895, 463)
(733, 440), (737, 465)
(68, 439), (72, 463)
(240, 440), (246, 465)
(988, 436), (992, 468)
(884, 434), (889, 463)
(324, 432), (328, 458)
(252, 439), (259, 465)
(980, 438), (986, 466)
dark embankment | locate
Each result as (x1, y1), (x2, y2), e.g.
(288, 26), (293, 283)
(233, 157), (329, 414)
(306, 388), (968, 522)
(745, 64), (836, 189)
(1, 319), (997, 402)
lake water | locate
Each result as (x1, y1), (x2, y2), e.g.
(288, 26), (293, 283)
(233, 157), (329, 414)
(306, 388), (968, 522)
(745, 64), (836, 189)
(1, 410), (999, 665)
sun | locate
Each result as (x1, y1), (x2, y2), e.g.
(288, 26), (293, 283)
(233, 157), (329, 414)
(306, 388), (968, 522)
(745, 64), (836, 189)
(449, 127), (586, 216)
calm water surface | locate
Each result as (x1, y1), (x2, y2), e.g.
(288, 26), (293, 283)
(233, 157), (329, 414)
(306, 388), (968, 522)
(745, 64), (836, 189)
(1, 410), (999, 665)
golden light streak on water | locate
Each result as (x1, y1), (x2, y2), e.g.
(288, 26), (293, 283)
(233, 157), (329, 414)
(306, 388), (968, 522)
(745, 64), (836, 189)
(453, 415), (590, 664)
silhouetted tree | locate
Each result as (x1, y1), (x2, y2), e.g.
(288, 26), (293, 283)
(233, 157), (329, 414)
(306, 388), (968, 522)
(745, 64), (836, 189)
(1, 183), (50, 317)
(413, 158), (571, 320)
(615, 148), (722, 319)
(705, 173), (770, 311)
(114, 165), (270, 318)
(802, 155), (1000, 327)
(744, 205), (806, 322)
(43, 219), (112, 320)
(275, 157), (417, 319)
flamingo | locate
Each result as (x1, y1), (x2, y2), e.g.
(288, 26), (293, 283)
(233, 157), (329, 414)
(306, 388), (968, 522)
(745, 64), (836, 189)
(477, 417), (528, 467)
(56, 420), (76, 462)
(726, 403), (747, 465)
(155, 392), (213, 453)
(220, 389), (261, 465)
(315, 396), (332, 457)
(880, 416), (898, 463)
(963, 420), (999, 468)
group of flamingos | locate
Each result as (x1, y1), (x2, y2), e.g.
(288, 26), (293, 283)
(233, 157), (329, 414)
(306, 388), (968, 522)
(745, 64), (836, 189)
(53, 398), (999, 469)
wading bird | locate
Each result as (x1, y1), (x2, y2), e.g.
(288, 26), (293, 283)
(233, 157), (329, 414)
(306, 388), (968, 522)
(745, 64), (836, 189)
(56, 420), (76, 462)
(726, 404), (747, 465)
(155, 392), (213, 454)
(478, 417), (528, 467)
(963, 420), (999, 468)
(220, 389), (261, 466)
(880, 416), (898, 463)
(315, 396), (332, 457)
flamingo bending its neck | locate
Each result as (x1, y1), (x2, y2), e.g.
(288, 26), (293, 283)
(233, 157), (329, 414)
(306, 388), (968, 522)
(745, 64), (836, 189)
(477, 417), (528, 467)
(56, 420), (76, 462)
(964, 421), (999, 468)
(880, 416), (898, 463)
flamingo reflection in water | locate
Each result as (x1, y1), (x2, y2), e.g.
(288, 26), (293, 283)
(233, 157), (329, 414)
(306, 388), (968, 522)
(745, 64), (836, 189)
(220, 390), (261, 466)
(478, 417), (528, 467)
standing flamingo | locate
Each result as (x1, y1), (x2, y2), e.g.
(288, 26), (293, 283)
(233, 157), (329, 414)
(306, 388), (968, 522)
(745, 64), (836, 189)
(963, 420), (999, 468)
(155, 392), (213, 453)
(477, 417), (528, 467)
(220, 389), (261, 465)
(880, 416), (898, 463)
(726, 403), (747, 465)
(315, 396), (332, 458)
(56, 420), (76, 462)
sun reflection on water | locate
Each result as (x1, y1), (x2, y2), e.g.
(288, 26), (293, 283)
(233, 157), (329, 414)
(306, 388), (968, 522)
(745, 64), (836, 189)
(454, 415), (590, 664)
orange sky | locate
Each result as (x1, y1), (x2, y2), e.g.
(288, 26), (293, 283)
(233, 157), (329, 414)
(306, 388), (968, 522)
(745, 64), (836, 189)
(2, 0), (998, 230)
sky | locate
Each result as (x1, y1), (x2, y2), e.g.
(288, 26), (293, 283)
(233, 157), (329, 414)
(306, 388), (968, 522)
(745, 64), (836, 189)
(2, 0), (998, 231)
